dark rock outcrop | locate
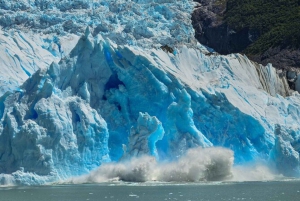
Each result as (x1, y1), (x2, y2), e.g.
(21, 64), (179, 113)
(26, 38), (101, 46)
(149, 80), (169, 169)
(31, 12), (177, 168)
(192, 0), (300, 91)
(250, 48), (300, 71)
(192, 0), (300, 69)
(192, 0), (254, 54)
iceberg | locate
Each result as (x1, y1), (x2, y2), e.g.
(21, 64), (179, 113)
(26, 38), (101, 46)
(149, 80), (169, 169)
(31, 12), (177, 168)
(0, 0), (300, 185)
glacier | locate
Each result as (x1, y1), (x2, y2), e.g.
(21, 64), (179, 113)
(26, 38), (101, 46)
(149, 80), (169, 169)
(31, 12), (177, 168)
(0, 0), (195, 96)
(0, 0), (300, 185)
(0, 29), (80, 96)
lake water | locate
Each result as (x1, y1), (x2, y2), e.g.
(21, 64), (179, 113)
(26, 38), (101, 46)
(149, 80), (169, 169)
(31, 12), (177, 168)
(1, 181), (300, 201)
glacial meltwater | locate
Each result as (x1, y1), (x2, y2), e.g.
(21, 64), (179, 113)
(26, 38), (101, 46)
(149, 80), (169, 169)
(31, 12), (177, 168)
(1, 181), (300, 201)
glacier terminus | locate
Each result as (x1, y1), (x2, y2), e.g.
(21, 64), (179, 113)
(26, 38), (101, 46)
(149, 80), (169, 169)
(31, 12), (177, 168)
(0, 0), (300, 185)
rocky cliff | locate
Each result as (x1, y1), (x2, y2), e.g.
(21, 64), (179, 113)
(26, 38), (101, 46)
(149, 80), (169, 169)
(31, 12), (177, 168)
(192, 0), (300, 90)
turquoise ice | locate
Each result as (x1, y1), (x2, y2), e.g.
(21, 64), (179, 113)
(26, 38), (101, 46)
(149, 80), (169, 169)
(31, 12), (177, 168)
(0, 0), (300, 185)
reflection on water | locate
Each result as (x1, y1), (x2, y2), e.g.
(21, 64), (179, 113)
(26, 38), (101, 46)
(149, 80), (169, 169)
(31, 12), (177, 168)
(1, 181), (300, 201)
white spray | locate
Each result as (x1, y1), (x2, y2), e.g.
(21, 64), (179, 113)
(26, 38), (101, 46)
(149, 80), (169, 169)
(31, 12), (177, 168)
(67, 147), (237, 183)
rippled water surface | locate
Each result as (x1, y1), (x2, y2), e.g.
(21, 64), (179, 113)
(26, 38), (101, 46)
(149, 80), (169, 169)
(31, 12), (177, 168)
(1, 181), (300, 201)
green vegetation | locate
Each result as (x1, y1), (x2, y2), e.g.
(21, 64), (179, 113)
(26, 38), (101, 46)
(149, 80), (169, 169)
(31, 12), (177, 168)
(225, 0), (300, 54)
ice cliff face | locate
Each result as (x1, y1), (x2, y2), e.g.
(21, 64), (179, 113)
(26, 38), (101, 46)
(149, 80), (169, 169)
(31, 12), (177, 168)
(0, 0), (195, 96)
(0, 0), (300, 185)
(0, 30), (80, 96)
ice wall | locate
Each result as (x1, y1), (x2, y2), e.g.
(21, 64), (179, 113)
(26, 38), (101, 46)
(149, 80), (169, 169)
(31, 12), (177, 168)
(0, 0), (289, 97)
(0, 67), (110, 185)
(0, 30), (80, 96)
(1, 30), (300, 185)
(0, 0), (300, 185)
(0, 0), (196, 96)
(255, 63), (291, 97)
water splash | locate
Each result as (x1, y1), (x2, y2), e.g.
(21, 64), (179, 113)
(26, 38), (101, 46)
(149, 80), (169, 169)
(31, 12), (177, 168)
(66, 147), (234, 183)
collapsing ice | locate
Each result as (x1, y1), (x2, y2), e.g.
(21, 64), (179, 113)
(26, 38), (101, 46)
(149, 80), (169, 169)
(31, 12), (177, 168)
(1, 0), (300, 185)
(71, 147), (234, 183)
(1, 30), (300, 185)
